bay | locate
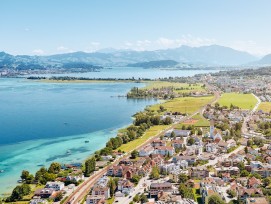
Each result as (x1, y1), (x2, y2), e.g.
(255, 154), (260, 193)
(0, 67), (217, 195)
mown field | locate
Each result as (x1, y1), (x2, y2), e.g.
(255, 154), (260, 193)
(218, 93), (257, 110)
(118, 125), (170, 153)
(149, 96), (214, 114)
(144, 81), (206, 93)
(257, 102), (271, 113)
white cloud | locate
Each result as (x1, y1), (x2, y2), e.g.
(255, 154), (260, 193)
(90, 42), (100, 46)
(84, 42), (101, 52)
(120, 35), (217, 51)
(24, 28), (30, 32)
(227, 40), (270, 57)
(32, 49), (45, 55)
(57, 46), (69, 51)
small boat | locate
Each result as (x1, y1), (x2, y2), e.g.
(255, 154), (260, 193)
(66, 150), (71, 155)
(0, 170), (4, 173)
(85, 140), (89, 143)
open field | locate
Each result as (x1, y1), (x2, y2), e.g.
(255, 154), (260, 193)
(144, 81), (205, 93)
(257, 102), (271, 113)
(177, 113), (209, 127)
(218, 93), (257, 110)
(149, 96), (214, 114)
(118, 125), (170, 153)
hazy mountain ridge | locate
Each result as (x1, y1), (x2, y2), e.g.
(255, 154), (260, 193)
(0, 45), (261, 70)
(127, 60), (179, 68)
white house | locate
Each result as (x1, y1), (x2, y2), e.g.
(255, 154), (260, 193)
(117, 179), (134, 195)
(205, 143), (217, 153)
(154, 146), (174, 156)
(45, 181), (64, 191)
(165, 129), (191, 137)
(139, 145), (154, 157)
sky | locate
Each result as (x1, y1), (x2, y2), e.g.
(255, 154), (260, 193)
(0, 0), (271, 56)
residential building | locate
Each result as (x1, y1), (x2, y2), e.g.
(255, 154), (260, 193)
(45, 181), (64, 191)
(149, 182), (173, 197)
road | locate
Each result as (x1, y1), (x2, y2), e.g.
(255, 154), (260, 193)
(203, 145), (245, 167)
(64, 89), (221, 204)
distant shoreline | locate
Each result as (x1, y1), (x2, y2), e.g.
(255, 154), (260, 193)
(27, 76), (153, 84)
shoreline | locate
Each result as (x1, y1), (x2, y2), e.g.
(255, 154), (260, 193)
(1, 79), (213, 200)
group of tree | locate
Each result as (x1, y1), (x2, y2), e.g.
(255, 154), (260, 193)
(6, 184), (31, 202)
(108, 177), (119, 197)
(178, 183), (195, 200)
(84, 157), (96, 177)
(150, 166), (160, 180)
(96, 110), (172, 159)
(131, 150), (139, 159)
(133, 193), (148, 203)
(20, 162), (61, 185)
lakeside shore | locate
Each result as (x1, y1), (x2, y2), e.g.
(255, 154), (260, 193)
(1, 79), (215, 202)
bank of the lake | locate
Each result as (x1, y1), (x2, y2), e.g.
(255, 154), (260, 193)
(0, 78), (157, 196)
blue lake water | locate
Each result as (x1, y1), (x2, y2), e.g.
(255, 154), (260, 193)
(0, 67), (217, 195)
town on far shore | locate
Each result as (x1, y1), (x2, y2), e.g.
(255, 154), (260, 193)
(2, 66), (271, 204)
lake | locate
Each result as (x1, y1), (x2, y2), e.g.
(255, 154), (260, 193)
(0, 67), (217, 195)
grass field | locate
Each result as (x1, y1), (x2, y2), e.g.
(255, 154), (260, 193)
(149, 96), (214, 114)
(118, 125), (170, 153)
(257, 102), (271, 113)
(218, 93), (257, 110)
(144, 81), (205, 93)
(192, 114), (210, 127)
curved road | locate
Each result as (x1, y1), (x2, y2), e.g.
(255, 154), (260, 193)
(64, 89), (221, 204)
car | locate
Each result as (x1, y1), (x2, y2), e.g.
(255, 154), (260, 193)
(115, 200), (119, 203)
(129, 196), (132, 198)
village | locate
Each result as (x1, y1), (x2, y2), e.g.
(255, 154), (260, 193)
(23, 91), (271, 204)
(2, 73), (271, 204)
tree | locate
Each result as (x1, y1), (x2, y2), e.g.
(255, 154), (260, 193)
(179, 173), (189, 183)
(240, 170), (249, 177)
(163, 116), (173, 125)
(170, 131), (176, 138)
(178, 184), (194, 200)
(249, 173), (261, 179)
(55, 192), (63, 201)
(21, 170), (30, 180)
(187, 137), (195, 146)
(247, 140), (253, 147)
(227, 189), (237, 198)
(131, 150), (139, 159)
(244, 146), (248, 154)
(263, 177), (271, 187)
(48, 162), (61, 174)
(84, 157), (96, 176)
(131, 175), (140, 185)
(150, 166), (160, 179)
(207, 194), (225, 204)
(8, 184), (31, 202)
(108, 178), (116, 197)
(197, 129), (203, 135)
(140, 194), (148, 203)
(133, 194), (140, 202)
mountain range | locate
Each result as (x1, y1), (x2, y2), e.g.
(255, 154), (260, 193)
(0, 45), (270, 70)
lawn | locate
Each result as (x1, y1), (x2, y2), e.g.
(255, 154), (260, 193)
(106, 196), (115, 204)
(144, 81), (205, 93)
(149, 96), (214, 114)
(257, 102), (271, 113)
(218, 93), (257, 110)
(193, 188), (203, 204)
(118, 125), (170, 153)
(191, 113), (210, 127)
